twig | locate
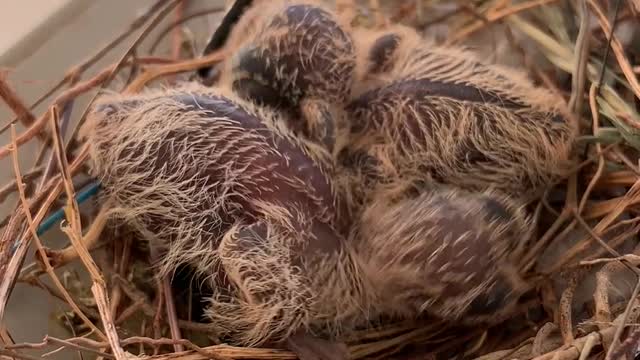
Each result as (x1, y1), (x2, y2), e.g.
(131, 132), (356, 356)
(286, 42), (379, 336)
(7, 336), (283, 360)
(115, 299), (145, 325)
(577, 333), (599, 360)
(612, 147), (640, 174)
(31, 138), (50, 167)
(109, 236), (131, 319)
(45, 198), (110, 268)
(7, 336), (116, 359)
(153, 278), (165, 355)
(65, 0), (183, 151)
(0, 184), (51, 277)
(49, 106), (126, 359)
(93, 285), (127, 359)
(0, 57), (173, 162)
(172, 0), (187, 60)
(0, 128), (90, 330)
(35, 84), (78, 197)
(0, 166), (44, 203)
(597, 170), (640, 189)
(19, 276), (101, 319)
(588, 0), (640, 100)
(573, 209), (639, 275)
(125, 50), (226, 93)
(532, 313), (627, 360)
(568, 0), (590, 115)
(3, 0), (172, 129)
(532, 322), (558, 356)
(120, 337), (228, 360)
(1, 76), (92, 156)
(36, 181), (101, 237)
(609, 325), (640, 360)
(72, 0), (172, 76)
(149, 6), (226, 54)
(583, 195), (640, 220)
(591, 0), (623, 91)
(111, 274), (221, 335)
(580, 254), (640, 266)
(548, 181), (640, 273)
(447, 0), (563, 44)
(581, 225), (640, 268)
(0, 72), (36, 127)
(522, 208), (571, 272)
(8, 129), (105, 339)
(42, 345), (68, 358)
(145, 344), (297, 360)
(458, 2), (491, 24)
(176, 320), (221, 335)
(0, 323), (14, 345)
(578, 84), (605, 214)
(559, 273), (580, 344)
(0, 348), (42, 360)
(606, 280), (640, 360)
(162, 277), (184, 352)
(595, 262), (627, 332)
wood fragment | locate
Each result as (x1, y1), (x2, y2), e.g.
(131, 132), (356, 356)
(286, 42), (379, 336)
(447, 0), (563, 44)
(50, 106), (126, 359)
(0, 71), (36, 128)
(8, 129), (104, 339)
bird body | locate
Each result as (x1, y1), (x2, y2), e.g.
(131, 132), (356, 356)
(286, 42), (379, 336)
(81, 84), (361, 345)
(343, 25), (577, 201)
(77, 3), (579, 346)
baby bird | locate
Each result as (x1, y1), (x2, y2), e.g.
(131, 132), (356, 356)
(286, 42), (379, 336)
(80, 84), (361, 346)
(205, 3), (575, 201)
(353, 185), (533, 324)
(80, 83), (537, 344)
(342, 25), (577, 200)
(200, 5), (560, 326)
(213, 0), (357, 152)
(77, 4), (576, 342)
(335, 25), (572, 324)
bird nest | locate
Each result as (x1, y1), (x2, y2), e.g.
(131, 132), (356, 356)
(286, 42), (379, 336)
(1, 0), (639, 359)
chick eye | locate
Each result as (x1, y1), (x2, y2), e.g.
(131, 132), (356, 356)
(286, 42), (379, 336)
(368, 33), (400, 74)
(231, 46), (296, 110)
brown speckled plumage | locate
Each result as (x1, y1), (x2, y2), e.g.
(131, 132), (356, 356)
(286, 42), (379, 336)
(79, 81), (542, 344)
(352, 185), (533, 323)
(333, 25), (576, 323)
(80, 84), (363, 346)
(217, 0), (356, 152)
(342, 25), (577, 200)
(78, 8), (580, 345)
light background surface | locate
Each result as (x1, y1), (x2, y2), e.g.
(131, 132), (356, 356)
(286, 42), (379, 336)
(0, 1), (224, 357)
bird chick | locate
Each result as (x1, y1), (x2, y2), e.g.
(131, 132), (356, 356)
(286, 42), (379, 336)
(79, 84), (361, 346)
(353, 185), (533, 324)
(334, 26), (566, 323)
(342, 25), (577, 199)
(79, 82), (536, 343)
(213, 0), (357, 153)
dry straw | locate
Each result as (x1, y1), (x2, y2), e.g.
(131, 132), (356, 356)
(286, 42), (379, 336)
(1, 0), (639, 359)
